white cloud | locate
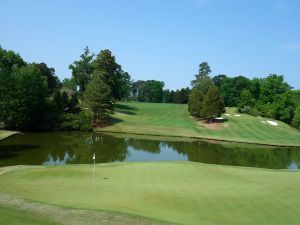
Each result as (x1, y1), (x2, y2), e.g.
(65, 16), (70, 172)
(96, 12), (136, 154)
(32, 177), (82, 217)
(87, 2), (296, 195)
(280, 42), (300, 52)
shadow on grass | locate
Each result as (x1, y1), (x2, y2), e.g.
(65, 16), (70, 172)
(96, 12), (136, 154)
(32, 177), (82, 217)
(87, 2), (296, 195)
(115, 104), (137, 111)
(115, 103), (138, 115)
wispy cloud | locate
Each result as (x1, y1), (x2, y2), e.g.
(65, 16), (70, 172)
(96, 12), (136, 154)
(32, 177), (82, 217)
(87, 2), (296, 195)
(280, 42), (300, 52)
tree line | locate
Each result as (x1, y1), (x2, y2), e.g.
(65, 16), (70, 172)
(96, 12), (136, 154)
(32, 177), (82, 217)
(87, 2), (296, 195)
(188, 62), (300, 129)
(1, 45), (299, 131)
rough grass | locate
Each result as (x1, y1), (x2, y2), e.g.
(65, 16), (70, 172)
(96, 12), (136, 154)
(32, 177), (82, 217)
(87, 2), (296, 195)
(97, 102), (300, 146)
(0, 162), (300, 225)
(0, 204), (61, 225)
(0, 130), (18, 141)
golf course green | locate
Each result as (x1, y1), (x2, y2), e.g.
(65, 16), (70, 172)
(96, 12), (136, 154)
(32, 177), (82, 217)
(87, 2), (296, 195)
(0, 162), (300, 225)
(0, 130), (18, 141)
(98, 102), (300, 146)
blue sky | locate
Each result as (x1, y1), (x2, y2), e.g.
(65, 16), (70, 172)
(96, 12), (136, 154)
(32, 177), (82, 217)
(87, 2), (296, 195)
(1, 0), (300, 90)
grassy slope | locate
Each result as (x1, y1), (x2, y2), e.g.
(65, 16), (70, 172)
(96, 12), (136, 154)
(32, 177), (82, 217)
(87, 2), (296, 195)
(0, 130), (18, 141)
(0, 162), (300, 225)
(98, 102), (300, 146)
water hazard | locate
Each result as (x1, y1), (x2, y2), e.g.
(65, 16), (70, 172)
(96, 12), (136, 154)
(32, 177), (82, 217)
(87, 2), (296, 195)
(0, 132), (299, 169)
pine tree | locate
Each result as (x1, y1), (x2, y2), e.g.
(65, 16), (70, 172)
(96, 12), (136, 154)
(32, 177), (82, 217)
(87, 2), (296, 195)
(201, 85), (225, 122)
(83, 74), (113, 125)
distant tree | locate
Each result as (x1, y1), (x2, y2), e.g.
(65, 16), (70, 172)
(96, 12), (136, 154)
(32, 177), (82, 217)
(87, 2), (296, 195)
(259, 74), (291, 104)
(271, 91), (296, 124)
(93, 49), (131, 100)
(238, 89), (255, 109)
(84, 74), (113, 124)
(36, 63), (61, 94)
(62, 78), (77, 91)
(1, 64), (53, 130)
(201, 85), (225, 122)
(188, 88), (204, 117)
(292, 107), (300, 130)
(212, 74), (227, 89)
(174, 88), (190, 104)
(69, 47), (94, 94)
(191, 62), (214, 94)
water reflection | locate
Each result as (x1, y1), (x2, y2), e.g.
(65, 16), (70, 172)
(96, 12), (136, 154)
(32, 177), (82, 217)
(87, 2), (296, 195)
(0, 132), (300, 169)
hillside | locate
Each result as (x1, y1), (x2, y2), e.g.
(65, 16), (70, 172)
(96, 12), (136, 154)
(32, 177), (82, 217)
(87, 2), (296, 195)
(97, 102), (300, 146)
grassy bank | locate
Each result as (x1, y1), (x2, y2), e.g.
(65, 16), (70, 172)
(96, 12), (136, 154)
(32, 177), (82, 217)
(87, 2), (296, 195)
(0, 130), (18, 141)
(97, 102), (300, 146)
(0, 162), (300, 225)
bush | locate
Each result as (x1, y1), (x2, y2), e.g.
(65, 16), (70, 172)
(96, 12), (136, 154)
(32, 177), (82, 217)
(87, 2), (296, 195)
(60, 111), (92, 131)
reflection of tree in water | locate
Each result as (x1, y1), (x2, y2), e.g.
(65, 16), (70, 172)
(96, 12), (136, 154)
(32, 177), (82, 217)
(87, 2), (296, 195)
(166, 141), (300, 169)
(0, 132), (129, 166)
(126, 138), (161, 153)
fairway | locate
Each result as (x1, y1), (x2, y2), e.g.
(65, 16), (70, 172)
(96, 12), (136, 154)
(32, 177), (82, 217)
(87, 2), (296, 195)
(0, 162), (300, 225)
(98, 102), (300, 146)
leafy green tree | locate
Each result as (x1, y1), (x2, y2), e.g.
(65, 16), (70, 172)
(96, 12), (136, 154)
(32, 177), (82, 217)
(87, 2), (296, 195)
(238, 89), (255, 109)
(69, 47), (94, 94)
(259, 74), (291, 104)
(292, 107), (300, 130)
(62, 78), (77, 91)
(93, 49), (131, 100)
(84, 74), (113, 124)
(2, 64), (53, 130)
(201, 85), (225, 122)
(36, 62), (61, 94)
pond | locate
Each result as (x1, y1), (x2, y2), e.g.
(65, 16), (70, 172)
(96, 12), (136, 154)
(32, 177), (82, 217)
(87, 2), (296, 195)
(0, 132), (300, 169)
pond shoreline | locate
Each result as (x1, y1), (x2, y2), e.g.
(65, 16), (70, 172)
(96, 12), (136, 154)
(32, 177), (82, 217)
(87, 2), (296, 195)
(96, 130), (300, 148)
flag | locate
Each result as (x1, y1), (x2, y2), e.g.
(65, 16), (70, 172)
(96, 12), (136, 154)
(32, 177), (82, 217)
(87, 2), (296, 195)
(93, 153), (95, 160)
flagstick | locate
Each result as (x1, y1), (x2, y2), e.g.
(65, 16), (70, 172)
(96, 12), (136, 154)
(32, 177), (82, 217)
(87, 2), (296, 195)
(93, 153), (95, 182)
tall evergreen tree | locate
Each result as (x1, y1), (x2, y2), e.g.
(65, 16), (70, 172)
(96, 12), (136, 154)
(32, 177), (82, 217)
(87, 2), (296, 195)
(84, 74), (113, 124)
(201, 85), (225, 122)
(69, 47), (94, 94)
(92, 49), (131, 100)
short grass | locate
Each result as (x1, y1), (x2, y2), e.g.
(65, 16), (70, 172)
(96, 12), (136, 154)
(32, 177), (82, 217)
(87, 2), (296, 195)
(0, 162), (300, 225)
(0, 130), (18, 141)
(97, 102), (300, 146)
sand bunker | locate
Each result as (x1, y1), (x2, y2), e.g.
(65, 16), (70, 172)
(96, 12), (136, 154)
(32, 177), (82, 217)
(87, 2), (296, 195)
(260, 121), (266, 124)
(225, 113), (231, 116)
(234, 114), (241, 117)
(267, 120), (278, 126)
(215, 117), (224, 120)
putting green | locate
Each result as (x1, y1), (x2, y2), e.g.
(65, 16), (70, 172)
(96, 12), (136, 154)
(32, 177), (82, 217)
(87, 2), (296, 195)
(1, 162), (300, 225)
(98, 102), (300, 146)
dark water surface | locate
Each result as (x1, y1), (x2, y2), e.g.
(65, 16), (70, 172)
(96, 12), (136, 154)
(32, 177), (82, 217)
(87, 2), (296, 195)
(0, 132), (300, 169)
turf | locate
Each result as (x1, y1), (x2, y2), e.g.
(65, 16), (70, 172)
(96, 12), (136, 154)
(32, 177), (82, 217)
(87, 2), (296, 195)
(0, 162), (300, 225)
(0, 205), (61, 225)
(97, 102), (300, 146)
(0, 130), (18, 141)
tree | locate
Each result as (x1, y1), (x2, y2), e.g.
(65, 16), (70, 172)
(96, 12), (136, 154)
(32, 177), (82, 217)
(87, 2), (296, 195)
(1, 64), (53, 130)
(188, 88), (204, 117)
(201, 85), (225, 122)
(69, 47), (94, 94)
(84, 74), (113, 124)
(238, 89), (255, 109)
(92, 49), (131, 100)
(292, 107), (300, 130)
(259, 74), (291, 104)
(191, 62), (214, 93)
(36, 62), (61, 94)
